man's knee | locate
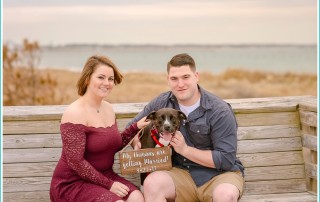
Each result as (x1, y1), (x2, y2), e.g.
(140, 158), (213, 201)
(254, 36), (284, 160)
(143, 171), (165, 194)
(143, 171), (176, 201)
(212, 183), (239, 202)
(143, 172), (160, 189)
(127, 190), (144, 202)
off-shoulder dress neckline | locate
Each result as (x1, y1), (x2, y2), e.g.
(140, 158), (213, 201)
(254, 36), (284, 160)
(60, 122), (116, 129)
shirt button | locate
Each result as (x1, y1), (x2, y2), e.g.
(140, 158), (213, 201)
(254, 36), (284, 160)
(184, 159), (186, 161)
(197, 130), (200, 133)
(187, 166), (190, 168)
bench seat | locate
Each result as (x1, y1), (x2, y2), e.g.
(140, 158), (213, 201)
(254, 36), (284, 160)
(3, 96), (317, 202)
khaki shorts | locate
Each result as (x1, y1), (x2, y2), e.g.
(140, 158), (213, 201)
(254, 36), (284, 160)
(165, 167), (244, 202)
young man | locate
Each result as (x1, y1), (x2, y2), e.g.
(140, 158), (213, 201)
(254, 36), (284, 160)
(129, 53), (244, 202)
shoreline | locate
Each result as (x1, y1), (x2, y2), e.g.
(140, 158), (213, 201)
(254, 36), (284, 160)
(38, 44), (317, 75)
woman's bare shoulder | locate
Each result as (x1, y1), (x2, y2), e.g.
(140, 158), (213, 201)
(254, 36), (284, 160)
(61, 100), (86, 124)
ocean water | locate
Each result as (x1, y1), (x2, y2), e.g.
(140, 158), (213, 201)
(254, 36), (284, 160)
(39, 45), (317, 74)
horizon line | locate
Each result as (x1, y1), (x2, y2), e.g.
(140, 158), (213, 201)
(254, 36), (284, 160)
(41, 43), (317, 48)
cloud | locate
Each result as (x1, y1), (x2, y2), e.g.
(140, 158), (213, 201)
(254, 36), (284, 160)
(5, 1), (315, 22)
(3, 0), (317, 45)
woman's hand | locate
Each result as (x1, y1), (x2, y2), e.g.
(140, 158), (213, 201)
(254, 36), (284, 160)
(131, 117), (150, 150)
(110, 181), (130, 198)
(131, 135), (141, 150)
(136, 116), (150, 129)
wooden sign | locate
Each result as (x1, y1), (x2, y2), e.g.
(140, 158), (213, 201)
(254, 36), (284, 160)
(119, 146), (172, 175)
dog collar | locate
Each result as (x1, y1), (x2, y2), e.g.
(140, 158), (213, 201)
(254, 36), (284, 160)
(150, 127), (164, 147)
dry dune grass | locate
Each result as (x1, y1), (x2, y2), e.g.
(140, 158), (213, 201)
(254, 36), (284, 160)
(41, 68), (317, 105)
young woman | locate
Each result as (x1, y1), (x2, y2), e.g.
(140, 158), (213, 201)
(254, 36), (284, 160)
(50, 55), (148, 202)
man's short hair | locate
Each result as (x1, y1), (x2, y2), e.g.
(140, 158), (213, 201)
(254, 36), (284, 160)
(167, 53), (196, 73)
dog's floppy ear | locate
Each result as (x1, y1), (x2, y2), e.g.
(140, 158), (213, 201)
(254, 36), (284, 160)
(178, 110), (187, 120)
(146, 111), (157, 120)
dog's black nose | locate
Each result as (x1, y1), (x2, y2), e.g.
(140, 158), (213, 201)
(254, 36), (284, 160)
(164, 125), (171, 131)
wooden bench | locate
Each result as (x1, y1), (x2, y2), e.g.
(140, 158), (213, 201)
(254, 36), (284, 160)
(3, 96), (317, 202)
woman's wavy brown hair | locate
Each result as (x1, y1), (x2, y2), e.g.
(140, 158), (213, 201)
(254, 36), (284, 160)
(77, 55), (123, 96)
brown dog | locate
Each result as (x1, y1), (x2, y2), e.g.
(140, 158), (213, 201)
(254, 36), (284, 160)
(138, 108), (187, 184)
(140, 108), (187, 148)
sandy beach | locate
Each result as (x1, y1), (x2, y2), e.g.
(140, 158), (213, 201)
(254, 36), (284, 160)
(38, 68), (317, 105)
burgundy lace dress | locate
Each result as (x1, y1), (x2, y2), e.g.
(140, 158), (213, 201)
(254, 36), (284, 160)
(50, 122), (139, 202)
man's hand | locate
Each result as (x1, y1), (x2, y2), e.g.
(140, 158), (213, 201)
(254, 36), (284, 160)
(170, 131), (215, 168)
(170, 131), (189, 155)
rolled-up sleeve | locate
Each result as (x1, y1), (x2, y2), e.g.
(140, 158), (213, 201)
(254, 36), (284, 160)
(211, 108), (238, 171)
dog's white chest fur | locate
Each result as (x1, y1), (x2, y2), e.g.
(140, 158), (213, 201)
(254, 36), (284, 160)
(155, 138), (170, 147)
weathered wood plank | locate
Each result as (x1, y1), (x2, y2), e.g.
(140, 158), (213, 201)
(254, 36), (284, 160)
(237, 124), (300, 140)
(302, 134), (318, 151)
(4, 148), (137, 164)
(240, 192), (317, 202)
(3, 162), (141, 186)
(299, 110), (317, 127)
(4, 162), (306, 182)
(236, 112), (299, 127)
(3, 124), (301, 149)
(3, 191), (50, 202)
(5, 135), (303, 154)
(110, 164), (308, 184)
(305, 162), (317, 179)
(226, 95), (314, 104)
(231, 101), (297, 113)
(238, 151), (304, 167)
(3, 96), (313, 122)
(3, 125), (302, 153)
(301, 124), (317, 136)
(238, 137), (302, 154)
(244, 179), (307, 195)
(3, 134), (62, 149)
(4, 147), (305, 169)
(113, 102), (148, 118)
(223, 96), (313, 113)
(4, 125), (302, 150)
(3, 105), (66, 121)
(3, 177), (51, 192)
(2, 103), (147, 121)
(3, 162), (58, 178)
(244, 165), (305, 181)
(306, 178), (317, 195)
(3, 118), (133, 136)
(3, 120), (61, 134)
(6, 109), (300, 132)
(117, 118), (135, 131)
(299, 97), (318, 113)
(3, 148), (61, 163)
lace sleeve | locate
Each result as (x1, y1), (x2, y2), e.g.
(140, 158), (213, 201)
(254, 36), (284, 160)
(120, 122), (139, 147)
(60, 123), (114, 189)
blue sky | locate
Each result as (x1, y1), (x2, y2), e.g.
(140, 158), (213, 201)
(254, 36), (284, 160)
(3, 0), (318, 45)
